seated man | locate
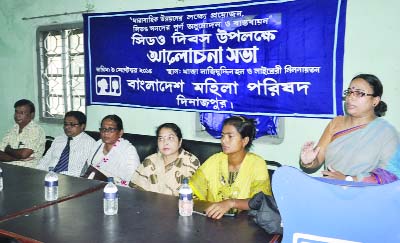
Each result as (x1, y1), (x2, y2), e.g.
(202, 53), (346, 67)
(37, 111), (95, 177)
(0, 99), (45, 168)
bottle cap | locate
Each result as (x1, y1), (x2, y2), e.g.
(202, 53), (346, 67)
(107, 177), (114, 183)
(49, 167), (54, 171)
(182, 177), (189, 184)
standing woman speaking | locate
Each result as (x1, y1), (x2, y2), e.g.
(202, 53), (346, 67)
(300, 74), (400, 183)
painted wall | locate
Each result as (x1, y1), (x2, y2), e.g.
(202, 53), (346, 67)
(1, 0), (399, 173)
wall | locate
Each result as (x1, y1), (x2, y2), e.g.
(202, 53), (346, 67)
(1, 0), (399, 172)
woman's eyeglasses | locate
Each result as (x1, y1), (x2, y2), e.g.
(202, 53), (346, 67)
(99, 127), (119, 133)
(343, 89), (374, 98)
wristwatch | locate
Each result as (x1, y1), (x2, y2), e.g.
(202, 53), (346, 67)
(345, 175), (354, 181)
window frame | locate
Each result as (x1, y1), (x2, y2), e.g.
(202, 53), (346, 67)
(36, 22), (85, 123)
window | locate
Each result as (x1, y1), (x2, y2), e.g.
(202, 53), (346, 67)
(37, 23), (85, 122)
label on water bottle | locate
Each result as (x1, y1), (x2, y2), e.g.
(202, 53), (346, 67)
(179, 193), (193, 200)
(45, 181), (58, 187)
(104, 192), (118, 199)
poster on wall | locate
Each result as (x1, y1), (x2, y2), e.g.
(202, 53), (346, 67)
(84, 0), (347, 118)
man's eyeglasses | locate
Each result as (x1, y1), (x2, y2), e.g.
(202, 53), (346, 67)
(343, 89), (374, 98)
(63, 123), (80, 127)
(99, 127), (119, 133)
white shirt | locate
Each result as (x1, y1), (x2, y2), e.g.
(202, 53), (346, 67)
(37, 132), (96, 177)
(87, 138), (140, 186)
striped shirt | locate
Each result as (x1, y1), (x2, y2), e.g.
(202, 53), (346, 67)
(37, 132), (95, 177)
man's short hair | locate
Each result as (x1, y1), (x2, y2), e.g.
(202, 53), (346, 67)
(14, 99), (35, 113)
(65, 111), (87, 124)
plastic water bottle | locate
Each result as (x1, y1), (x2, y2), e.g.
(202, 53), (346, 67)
(103, 177), (118, 215)
(178, 178), (193, 216)
(0, 166), (3, 191)
(44, 167), (58, 201)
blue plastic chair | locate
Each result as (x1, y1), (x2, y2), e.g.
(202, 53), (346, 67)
(272, 166), (400, 243)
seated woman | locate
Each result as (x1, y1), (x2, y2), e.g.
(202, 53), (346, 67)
(300, 74), (400, 183)
(83, 115), (140, 187)
(190, 116), (271, 219)
(130, 123), (200, 196)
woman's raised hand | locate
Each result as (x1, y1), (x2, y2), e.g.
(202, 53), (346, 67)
(300, 141), (320, 165)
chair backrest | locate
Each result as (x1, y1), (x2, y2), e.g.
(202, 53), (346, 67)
(266, 160), (282, 182)
(43, 136), (54, 155)
(273, 166), (400, 243)
(85, 131), (221, 164)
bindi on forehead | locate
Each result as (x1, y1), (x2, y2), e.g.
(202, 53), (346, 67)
(349, 86), (372, 94)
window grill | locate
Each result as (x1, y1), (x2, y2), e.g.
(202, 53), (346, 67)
(37, 24), (85, 122)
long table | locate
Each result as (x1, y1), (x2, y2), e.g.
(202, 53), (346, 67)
(0, 163), (104, 221)
(0, 164), (279, 242)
